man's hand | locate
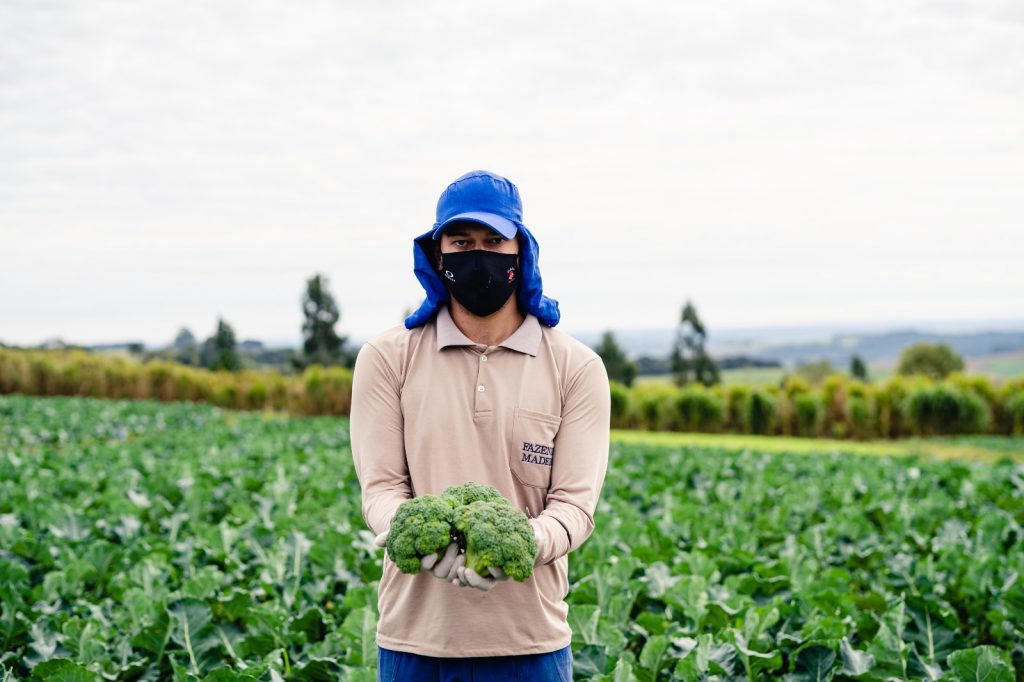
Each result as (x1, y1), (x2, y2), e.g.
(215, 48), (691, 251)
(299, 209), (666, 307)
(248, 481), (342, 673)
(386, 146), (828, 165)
(455, 564), (511, 591)
(374, 529), (513, 590)
(419, 541), (467, 584)
(375, 530), (467, 583)
(373, 530), (388, 548)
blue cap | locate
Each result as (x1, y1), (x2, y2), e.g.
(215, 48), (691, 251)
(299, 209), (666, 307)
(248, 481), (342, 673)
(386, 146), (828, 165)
(430, 170), (522, 240)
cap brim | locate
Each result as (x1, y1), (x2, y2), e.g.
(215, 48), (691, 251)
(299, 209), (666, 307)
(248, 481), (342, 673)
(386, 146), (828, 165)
(431, 212), (518, 240)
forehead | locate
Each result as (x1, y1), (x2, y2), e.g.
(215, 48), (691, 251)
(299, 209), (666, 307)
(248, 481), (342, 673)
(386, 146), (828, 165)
(441, 222), (504, 239)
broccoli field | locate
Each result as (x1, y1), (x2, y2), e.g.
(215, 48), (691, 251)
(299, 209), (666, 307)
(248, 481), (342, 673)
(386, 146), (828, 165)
(1, 394), (1022, 681)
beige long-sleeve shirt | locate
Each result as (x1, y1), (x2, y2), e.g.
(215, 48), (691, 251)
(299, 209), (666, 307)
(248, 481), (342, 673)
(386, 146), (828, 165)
(349, 302), (611, 657)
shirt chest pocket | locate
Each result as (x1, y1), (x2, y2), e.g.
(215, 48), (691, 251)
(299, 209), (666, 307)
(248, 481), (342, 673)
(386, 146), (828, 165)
(508, 406), (562, 489)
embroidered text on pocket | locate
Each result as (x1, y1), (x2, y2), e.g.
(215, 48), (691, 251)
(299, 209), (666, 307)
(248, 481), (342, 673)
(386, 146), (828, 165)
(509, 406), (562, 489)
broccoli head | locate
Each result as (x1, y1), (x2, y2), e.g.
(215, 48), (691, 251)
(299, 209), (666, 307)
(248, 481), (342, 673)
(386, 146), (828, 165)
(385, 495), (455, 574)
(451, 499), (538, 582)
(441, 481), (512, 508)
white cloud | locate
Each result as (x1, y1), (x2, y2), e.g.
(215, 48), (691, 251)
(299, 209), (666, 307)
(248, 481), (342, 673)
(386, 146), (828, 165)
(1, 0), (1022, 346)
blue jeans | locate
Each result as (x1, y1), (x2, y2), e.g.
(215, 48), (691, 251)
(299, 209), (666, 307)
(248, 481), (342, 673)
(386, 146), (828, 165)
(377, 644), (573, 682)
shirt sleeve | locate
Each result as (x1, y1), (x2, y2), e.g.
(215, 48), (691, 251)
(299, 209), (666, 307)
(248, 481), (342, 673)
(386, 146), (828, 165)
(529, 356), (611, 566)
(350, 341), (412, 536)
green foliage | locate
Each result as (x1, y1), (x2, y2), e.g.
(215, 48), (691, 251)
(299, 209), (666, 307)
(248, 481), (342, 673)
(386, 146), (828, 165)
(608, 381), (630, 428)
(670, 300), (720, 387)
(202, 318), (241, 372)
(0, 348), (355, 417)
(794, 359), (835, 386)
(1, 394), (1021, 679)
(385, 496), (455, 574)
(594, 331), (637, 387)
(898, 342), (965, 379)
(4, 348), (1024, 441)
(1007, 391), (1024, 435)
(673, 386), (724, 433)
(850, 354), (869, 381)
(300, 273), (350, 370)
(792, 393), (822, 437)
(874, 376), (913, 438)
(742, 389), (776, 435)
(723, 384), (749, 433)
(904, 384), (991, 436)
(847, 381), (874, 439)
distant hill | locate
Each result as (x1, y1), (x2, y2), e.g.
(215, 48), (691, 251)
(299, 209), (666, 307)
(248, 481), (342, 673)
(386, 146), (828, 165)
(756, 330), (1024, 370)
(569, 320), (1024, 374)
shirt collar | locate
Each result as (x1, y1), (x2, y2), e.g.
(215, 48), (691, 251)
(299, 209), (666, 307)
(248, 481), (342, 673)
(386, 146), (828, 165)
(435, 304), (541, 357)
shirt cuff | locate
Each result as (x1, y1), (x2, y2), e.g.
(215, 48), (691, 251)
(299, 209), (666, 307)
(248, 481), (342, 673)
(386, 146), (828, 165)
(529, 515), (571, 566)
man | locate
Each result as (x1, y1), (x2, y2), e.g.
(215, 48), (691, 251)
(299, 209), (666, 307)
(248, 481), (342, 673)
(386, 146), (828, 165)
(350, 170), (611, 681)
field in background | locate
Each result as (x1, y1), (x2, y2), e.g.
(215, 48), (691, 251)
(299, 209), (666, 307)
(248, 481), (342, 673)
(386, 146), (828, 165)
(2, 394), (1021, 680)
(635, 367), (786, 387)
(611, 429), (1024, 464)
(636, 350), (1024, 388)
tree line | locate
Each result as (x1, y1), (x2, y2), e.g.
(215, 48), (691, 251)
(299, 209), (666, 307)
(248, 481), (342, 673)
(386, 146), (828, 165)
(165, 274), (353, 373)
(593, 300), (972, 387)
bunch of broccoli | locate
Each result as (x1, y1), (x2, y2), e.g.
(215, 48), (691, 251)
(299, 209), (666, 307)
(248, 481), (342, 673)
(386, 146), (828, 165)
(384, 482), (538, 582)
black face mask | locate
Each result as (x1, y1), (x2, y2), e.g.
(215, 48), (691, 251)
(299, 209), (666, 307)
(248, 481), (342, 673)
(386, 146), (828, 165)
(439, 249), (519, 318)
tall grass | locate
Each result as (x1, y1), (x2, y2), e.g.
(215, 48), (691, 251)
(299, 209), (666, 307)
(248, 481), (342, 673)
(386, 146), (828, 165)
(2, 347), (1023, 438)
(0, 348), (351, 416)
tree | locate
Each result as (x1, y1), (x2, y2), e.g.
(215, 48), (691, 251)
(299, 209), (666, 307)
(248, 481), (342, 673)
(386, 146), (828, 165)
(850, 354), (868, 381)
(670, 300), (720, 387)
(897, 342), (964, 379)
(300, 273), (349, 368)
(202, 318), (241, 371)
(794, 359), (834, 386)
(594, 331), (637, 387)
(172, 327), (199, 365)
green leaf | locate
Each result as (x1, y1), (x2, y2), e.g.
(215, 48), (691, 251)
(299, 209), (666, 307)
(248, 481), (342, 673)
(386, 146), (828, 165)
(568, 605), (602, 646)
(29, 659), (99, 682)
(789, 644), (836, 682)
(638, 635), (669, 680)
(673, 634), (736, 680)
(837, 636), (875, 677)
(946, 646), (1014, 682)
(202, 669), (260, 682)
(611, 657), (637, 682)
(573, 644), (608, 678)
(339, 606), (377, 667)
(167, 598), (222, 676)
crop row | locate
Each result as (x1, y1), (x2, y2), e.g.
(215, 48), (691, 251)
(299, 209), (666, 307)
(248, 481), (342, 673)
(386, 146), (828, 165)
(0, 394), (1021, 680)
(3, 348), (1024, 440)
(612, 373), (1024, 439)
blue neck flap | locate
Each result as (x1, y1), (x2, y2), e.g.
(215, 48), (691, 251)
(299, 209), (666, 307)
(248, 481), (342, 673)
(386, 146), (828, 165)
(404, 221), (561, 329)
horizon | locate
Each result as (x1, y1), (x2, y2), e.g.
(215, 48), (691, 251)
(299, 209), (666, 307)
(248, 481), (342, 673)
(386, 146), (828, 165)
(8, 312), (1024, 353)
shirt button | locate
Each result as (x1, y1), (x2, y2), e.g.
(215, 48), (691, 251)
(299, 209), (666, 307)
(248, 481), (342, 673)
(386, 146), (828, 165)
(477, 384), (485, 392)
(481, 355), (488, 362)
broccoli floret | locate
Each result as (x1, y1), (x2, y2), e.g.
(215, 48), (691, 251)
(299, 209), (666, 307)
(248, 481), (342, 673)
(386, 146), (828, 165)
(451, 499), (538, 582)
(385, 495), (455, 574)
(441, 481), (513, 508)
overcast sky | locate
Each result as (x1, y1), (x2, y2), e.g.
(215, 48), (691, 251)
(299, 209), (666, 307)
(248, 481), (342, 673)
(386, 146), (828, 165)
(2, 0), (1022, 348)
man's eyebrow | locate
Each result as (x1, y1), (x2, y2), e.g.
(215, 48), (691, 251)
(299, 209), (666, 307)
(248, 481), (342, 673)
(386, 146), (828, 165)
(445, 229), (504, 238)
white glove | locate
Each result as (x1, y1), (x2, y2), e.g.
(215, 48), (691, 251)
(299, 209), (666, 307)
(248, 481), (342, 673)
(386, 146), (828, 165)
(421, 541), (467, 584)
(374, 530), (465, 584)
(456, 564), (510, 591)
(374, 529), (516, 590)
